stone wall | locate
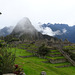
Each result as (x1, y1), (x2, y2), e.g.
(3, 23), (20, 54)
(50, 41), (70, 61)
(49, 59), (67, 64)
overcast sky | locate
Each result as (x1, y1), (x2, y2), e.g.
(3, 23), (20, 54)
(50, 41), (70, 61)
(0, 0), (75, 29)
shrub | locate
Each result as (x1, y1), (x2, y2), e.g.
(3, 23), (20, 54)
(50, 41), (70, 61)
(0, 40), (6, 47)
(13, 64), (23, 75)
(0, 55), (2, 75)
(69, 52), (75, 61)
(37, 44), (49, 56)
(0, 47), (16, 74)
(8, 38), (19, 43)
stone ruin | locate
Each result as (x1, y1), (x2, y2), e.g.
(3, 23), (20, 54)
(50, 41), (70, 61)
(41, 71), (46, 75)
(47, 38), (71, 48)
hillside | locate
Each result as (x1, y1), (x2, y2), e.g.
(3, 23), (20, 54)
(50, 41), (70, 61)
(3, 17), (58, 42)
(7, 41), (75, 75)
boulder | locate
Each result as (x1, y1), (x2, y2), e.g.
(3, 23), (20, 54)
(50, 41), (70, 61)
(41, 71), (46, 75)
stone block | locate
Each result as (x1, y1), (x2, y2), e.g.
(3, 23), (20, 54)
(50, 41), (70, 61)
(3, 74), (16, 75)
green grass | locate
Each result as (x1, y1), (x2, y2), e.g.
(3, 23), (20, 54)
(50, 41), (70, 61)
(46, 56), (65, 59)
(15, 57), (70, 75)
(63, 46), (75, 50)
(50, 52), (61, 54)
(9, 47), (75, 75)
(50, 50), (58, 51)
(15, 56), (75, 75)
(47, 62), (71, 66)
(8, 48), (33, 57)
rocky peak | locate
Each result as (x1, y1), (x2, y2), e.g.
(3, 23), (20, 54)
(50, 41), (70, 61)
(11, 17), (43, 40)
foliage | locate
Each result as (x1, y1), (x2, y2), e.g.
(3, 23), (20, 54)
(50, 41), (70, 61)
(4, 35), (19, 43)
(13, 64), (23, 75)
(8, 38), (19, 42)
(37, 44), (49, 56)
(0, 47), (16, 74)
(69, 52), (75, 61)
(0, 40), (6, 47)
(63, 45), (75, 61)
(0, 54), (2, 75)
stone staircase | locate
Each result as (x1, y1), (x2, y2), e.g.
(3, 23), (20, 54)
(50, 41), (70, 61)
(46, 49), (72, 68)
(58, 47), (75, 66)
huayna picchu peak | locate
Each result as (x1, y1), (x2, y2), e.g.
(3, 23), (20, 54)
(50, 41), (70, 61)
(11, 17), (43, 40)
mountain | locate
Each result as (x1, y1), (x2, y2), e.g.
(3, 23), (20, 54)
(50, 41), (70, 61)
(0, 17), (60, 41)
(0, 26), (14, 36)
(5, 17), (57, 41)
(41, 23), (75, 43)
(11, 17), (43, 40)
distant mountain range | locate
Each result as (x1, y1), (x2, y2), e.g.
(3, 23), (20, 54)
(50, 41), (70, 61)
(1, 17), (57, 41)
(0, 19), (75, 43)
(41, 23), (75, 43)
(0, 26), (14, 36)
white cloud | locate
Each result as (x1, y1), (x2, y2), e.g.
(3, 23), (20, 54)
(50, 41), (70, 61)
(39, 27), (62, 36)
(39, 26), (67, 36)
(62, 28), (67, 33)
(7, 26), (14, 33)
(41, 27), (55, 36)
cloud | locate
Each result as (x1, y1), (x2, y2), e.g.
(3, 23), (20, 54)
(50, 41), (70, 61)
(62, 28), (67, 33)
(41, 27), (55, 36)
(7, 26), (14, 33)
(38, 25), (67, 36)
(39, 26), (62, 36)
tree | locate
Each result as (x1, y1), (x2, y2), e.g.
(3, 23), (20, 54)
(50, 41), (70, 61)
(37, 44), (49, 56)
(0, 40), (6, 47)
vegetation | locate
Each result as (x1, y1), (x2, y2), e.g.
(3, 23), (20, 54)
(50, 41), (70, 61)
(0, 47), (16, 74)
(0, 40), (6, 47)
(70, 52), (75, 61)
(0, 38), (75, 75)
(13, 48), (75, 75)
(37, 44), (49, 56)
(8, 38), (19, 42)
(63, 45), (75, 61)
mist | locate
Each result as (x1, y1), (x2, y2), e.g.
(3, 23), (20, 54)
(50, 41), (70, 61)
(11, 17), (39, 37)
(37, 24), (67, 36)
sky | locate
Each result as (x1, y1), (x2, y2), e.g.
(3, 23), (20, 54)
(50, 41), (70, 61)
(0, 0), (75, 29)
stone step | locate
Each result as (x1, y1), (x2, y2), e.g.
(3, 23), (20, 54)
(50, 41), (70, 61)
(19, 55), (34, 58)
(42, 61), (49, 63)
(58, 48), (75, 66)
(55, 64), (72, 68)
(70, 50), (75, 52)
(49, 54), (62, 57)
(49, 58), (67, 64)
(50, 51), (59, 53)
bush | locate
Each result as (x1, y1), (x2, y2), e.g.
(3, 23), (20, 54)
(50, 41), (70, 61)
(0, 40), (6, 47)
(37, 44), (49, 56)
(13, 64), (23, 75)
(69, 52), (75, 61)
(0, 47), (16, 74)
(8, 38), (19, 43)
(0, 55), (2, 75)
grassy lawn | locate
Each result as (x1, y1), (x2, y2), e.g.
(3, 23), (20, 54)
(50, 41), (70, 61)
(8, 48), (33, 57)
(10, 47), (75, 75)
